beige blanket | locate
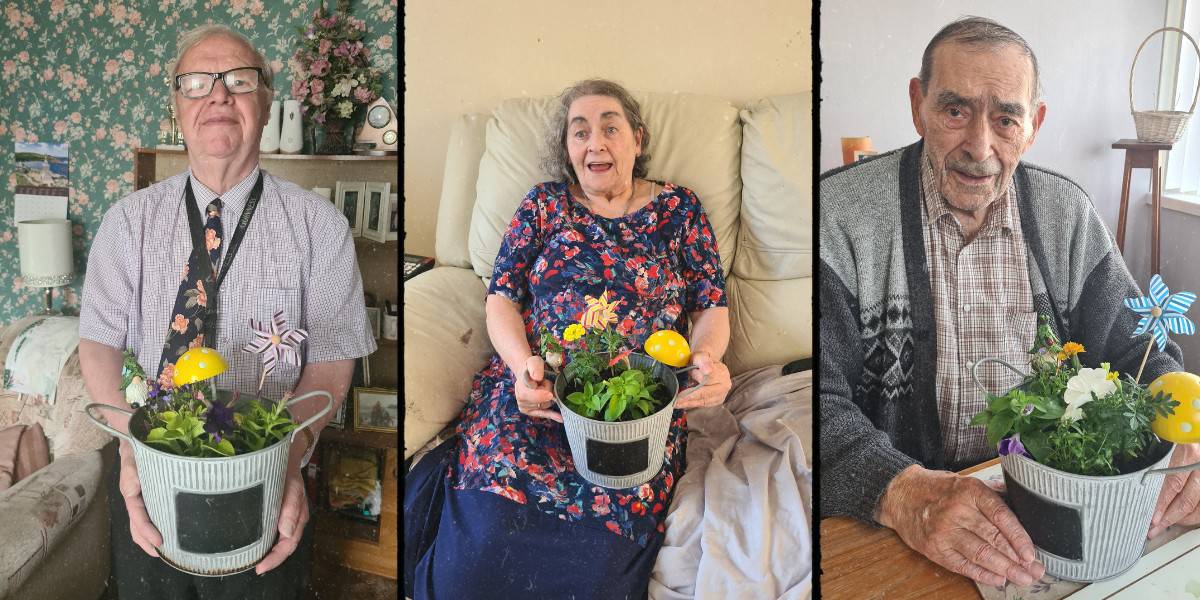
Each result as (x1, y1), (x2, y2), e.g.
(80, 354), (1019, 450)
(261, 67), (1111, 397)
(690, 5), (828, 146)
(649, 366), (812, 600)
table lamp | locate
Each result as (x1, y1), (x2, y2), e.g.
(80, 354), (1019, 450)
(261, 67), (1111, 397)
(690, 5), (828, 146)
(18, 219), (73, 314)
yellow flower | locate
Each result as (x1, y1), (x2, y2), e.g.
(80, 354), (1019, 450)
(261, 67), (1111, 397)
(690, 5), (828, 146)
(563, 324), (586, 342)
(1062, 342), (1085, 357)
(1107, 370), (1119, 381)
(580, 290), (621, 331)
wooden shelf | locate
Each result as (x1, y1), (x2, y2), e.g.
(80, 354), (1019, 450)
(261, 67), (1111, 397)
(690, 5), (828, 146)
(136, 147), (396, 160)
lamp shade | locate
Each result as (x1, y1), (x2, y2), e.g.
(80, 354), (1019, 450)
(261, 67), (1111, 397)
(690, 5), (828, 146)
(18, 219), (73, 288)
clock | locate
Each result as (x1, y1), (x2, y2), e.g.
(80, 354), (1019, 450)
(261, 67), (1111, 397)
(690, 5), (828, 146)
(353, 97), (398, 155)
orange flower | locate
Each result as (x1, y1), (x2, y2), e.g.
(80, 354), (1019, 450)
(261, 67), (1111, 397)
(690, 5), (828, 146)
(195, 279), (207, 308)
(171, 314), (189, 334)
(189, 334), (205, 350)
(1057, 341), (1085, 361)
(158, 364), (175, 390)
(205, 227), (221, 252)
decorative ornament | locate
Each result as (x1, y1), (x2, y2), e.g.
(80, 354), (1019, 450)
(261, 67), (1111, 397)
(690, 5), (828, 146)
(243, 310), (308, 395)
(1124, 274), (1196, 381)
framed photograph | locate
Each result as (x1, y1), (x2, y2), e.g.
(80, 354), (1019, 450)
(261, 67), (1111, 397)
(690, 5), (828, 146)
(335, 181), (366, 236)
(353, 387), (397, 433)
(387, 193), (399, 241)
(365, 306), (381, 339)
(327, 396), (348, 429)
(318, 442), (385, 535)
(363, 182), (392, 243)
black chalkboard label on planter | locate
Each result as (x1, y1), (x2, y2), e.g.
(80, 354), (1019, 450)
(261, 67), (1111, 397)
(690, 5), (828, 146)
(176, 485), (265, 554)
(1003, 471), (1083, 560)
(586, 437), (649, 476)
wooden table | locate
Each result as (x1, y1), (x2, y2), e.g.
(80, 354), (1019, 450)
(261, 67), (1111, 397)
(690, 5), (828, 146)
(1112, 139), (1174, 275)
(819, 459), (999, 599)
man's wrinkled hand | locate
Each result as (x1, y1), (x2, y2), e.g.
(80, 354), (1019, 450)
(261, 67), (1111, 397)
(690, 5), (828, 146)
(879, 465), (1045, 588)
(255, 465), (309, 574)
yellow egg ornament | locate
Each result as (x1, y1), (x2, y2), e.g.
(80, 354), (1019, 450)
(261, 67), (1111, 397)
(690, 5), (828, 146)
(644, 330), (691, 368)
(1149, 371), (1200, 444)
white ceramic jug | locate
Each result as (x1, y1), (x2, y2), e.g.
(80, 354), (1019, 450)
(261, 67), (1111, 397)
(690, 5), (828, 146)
(279, 100), (303, 154)
(259, 100), (281, 153)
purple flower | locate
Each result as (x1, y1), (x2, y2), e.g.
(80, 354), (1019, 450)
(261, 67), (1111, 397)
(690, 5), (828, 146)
(204, 402), (235, 440)
(998, 436), (1030, 458)
(1022, 403), (1035, 416)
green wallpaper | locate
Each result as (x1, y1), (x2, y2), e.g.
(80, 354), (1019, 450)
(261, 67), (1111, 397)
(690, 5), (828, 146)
(0, 0), (397, 321)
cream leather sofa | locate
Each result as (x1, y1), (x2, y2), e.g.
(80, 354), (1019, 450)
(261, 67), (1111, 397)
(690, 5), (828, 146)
(405, 91), (811, 459)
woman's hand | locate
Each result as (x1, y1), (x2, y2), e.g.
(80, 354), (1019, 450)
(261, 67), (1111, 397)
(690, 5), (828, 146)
(675, 351), (731, 409)
(515, 355), (562, 422)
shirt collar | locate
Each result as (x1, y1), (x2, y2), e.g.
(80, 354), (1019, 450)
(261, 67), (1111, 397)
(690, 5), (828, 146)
(919, 149), (1014, 234)
(187, 165), (261, 221)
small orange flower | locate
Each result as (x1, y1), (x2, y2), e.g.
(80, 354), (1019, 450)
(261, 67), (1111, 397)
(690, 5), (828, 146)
(195, 279), (207, 308)
(171, 314), (189, 334)
(158, 364), (175, 390)
(205, 227), (221, 252)
(1057, 341), (1085, 361)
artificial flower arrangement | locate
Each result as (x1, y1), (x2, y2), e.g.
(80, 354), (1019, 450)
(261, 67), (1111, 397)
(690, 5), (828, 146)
(972, 276), (1197, 476)
(118, 312), (308, 458)
(289, 0), (383, 127)
(538, 291), (687, 422)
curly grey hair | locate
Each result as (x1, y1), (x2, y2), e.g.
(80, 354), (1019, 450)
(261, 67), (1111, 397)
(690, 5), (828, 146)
(541, 79), (651, 184)
(167, 24), (273, 109)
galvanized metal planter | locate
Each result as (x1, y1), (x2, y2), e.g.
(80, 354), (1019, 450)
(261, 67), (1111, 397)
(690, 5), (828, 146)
(86, 390), (331, 576)
(553, 352), (678, 489)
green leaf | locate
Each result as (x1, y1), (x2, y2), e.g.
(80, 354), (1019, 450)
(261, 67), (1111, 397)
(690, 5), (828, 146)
(986, 412), (1016, 447)
(969, 410), (992, 427)
(146, 427), (167, 442)
(1022, 429), (1049, 462)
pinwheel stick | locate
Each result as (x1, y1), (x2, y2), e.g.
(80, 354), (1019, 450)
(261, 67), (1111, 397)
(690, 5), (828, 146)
(1135, 337), (1154, 384)
(257, 366), (267, 398)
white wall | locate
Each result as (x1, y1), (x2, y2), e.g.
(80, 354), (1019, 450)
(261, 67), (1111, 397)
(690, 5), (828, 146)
(405, 0), (810, 258)
(821, 1), (1200, 363)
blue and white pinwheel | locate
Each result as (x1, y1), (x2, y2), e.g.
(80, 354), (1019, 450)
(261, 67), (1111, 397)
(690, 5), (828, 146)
(1124, 274), (1197, 351)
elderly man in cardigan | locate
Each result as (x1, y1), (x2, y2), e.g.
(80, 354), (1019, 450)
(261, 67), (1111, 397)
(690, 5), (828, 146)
(820, 17), (1196, 588)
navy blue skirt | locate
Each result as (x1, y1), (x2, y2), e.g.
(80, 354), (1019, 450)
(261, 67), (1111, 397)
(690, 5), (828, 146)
(404, 437), (663, 600)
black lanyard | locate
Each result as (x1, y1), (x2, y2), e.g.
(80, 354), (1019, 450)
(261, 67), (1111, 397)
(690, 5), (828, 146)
(183, 171), (264, 344)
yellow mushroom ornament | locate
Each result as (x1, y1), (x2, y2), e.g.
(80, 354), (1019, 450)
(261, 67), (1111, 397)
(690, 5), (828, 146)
(644, 330), (691, 368)
(1149, 371), (1200, 444)
(173, 347), (228, 405)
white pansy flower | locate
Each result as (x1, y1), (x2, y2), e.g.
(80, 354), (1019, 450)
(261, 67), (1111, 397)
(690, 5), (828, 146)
(125, 376), (148, 407)
(1061, 367), (1116, 422)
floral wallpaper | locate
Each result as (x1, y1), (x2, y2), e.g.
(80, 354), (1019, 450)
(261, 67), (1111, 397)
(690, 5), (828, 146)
(0, 0), (397, 322)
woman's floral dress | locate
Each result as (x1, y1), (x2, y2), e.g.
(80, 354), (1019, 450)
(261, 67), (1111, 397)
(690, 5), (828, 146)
(404, 180), (726, 599)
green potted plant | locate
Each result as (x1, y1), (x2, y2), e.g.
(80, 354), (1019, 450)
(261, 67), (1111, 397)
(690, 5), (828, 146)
(970, 275), (1200, 582)
(86, 313), (331, 576)
(537, 291), (696, 489)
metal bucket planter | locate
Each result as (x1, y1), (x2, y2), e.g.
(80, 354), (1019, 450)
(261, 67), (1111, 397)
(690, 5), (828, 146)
(552, 352), (679, 489)
(974, 358), (1200, 581)
(85, 390), (331, 576)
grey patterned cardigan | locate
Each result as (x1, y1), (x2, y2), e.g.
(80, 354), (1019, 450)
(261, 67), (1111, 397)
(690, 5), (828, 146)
(819, 141), (1184, 524)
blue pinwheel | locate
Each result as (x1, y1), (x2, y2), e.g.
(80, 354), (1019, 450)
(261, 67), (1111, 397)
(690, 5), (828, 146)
(1124, 274), (1197, 352)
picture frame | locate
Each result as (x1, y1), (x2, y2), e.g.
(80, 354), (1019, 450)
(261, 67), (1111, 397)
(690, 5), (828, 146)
(327, 396), (348, 429)
(387, 193), (399, 241)
(362, 182), (392, 243)
(353, 387), (397, 433)
(335, 181), (366, 236)
(365, 306), (381, 339)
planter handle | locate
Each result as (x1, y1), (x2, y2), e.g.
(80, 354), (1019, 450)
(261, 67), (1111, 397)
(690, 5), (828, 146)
(971, 357), (1030, 397)
(285, 390), (334, 443)
(1142, 451), (1200, 484)
(84, 403), (138, 445)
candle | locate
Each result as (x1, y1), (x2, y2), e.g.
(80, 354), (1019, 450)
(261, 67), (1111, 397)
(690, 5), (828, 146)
(840, 136), (874, 166)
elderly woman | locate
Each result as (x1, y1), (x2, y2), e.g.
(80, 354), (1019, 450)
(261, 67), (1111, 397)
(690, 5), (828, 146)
(404, 79), (732, 598)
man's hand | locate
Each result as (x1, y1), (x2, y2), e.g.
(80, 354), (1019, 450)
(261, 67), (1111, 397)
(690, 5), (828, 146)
(675, 351), (732, 409)
(878, 465), (1045, 587)
(119, 441), (163, 557)
(255, 462), (309, 574)
(1149, 443), (1200, 538)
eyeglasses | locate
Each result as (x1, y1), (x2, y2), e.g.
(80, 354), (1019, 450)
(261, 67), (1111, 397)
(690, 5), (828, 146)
(174, 67), (264, 100)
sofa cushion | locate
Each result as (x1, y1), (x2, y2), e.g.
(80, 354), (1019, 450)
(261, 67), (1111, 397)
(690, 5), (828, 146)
(725, 275), (812, 375)
(469, 92), (743, 281)
(437, 113), (491, 269)
(403, 267), (494, 458)
(0, 424), (50, 491)
(735, 94), (810, 281)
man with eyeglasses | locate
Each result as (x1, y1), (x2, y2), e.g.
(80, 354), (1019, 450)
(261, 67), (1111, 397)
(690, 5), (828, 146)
(78, 24), (375, 599)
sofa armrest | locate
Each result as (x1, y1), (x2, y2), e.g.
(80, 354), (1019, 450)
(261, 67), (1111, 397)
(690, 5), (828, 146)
(0, 449), (104, 597)
(404, 266), (495, 459)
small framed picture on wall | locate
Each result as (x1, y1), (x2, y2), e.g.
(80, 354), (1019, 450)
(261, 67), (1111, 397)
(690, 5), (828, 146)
(387, 193), (398, 241)
(353, 388), (398, 433)
(335, 181), (366, 236)
(363, 182), (392, 243)
(365, 306), (381, 339)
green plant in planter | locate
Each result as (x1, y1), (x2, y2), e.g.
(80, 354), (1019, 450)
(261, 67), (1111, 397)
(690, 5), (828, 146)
(539, 291), (672, 423)
(971, 315), (1178, 476)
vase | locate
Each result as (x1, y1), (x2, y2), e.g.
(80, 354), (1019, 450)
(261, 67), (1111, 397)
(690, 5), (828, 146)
(552, 352), (679, 489)
(259, 100), (281, 153)
(85, 390), (332, 576)
(315, 115), (353, 155)
(279, 100), (303, 154)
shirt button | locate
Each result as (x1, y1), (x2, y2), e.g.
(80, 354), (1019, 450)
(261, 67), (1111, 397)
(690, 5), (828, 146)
(963, 304), (972, 313)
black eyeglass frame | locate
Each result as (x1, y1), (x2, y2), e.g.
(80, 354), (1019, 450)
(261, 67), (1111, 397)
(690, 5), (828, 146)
(173, 66), (267, 99)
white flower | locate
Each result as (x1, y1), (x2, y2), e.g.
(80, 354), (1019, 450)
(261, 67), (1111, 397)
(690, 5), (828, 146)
(545, 351), (563, 370)
(1061, 367), (1116, 422)
(331, 77), (358, 98)
(336, 100), (354, 118)
(125, 376), (148, 407)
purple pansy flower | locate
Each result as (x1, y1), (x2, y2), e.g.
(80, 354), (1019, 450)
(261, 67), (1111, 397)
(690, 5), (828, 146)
(1022, 403), (1035, 416)
(998, 435), (1030, 458)
(204, 401), (236, 442)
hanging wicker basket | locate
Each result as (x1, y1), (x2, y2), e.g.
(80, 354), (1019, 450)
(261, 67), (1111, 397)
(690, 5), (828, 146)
(1130, 26), (1200, 143)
